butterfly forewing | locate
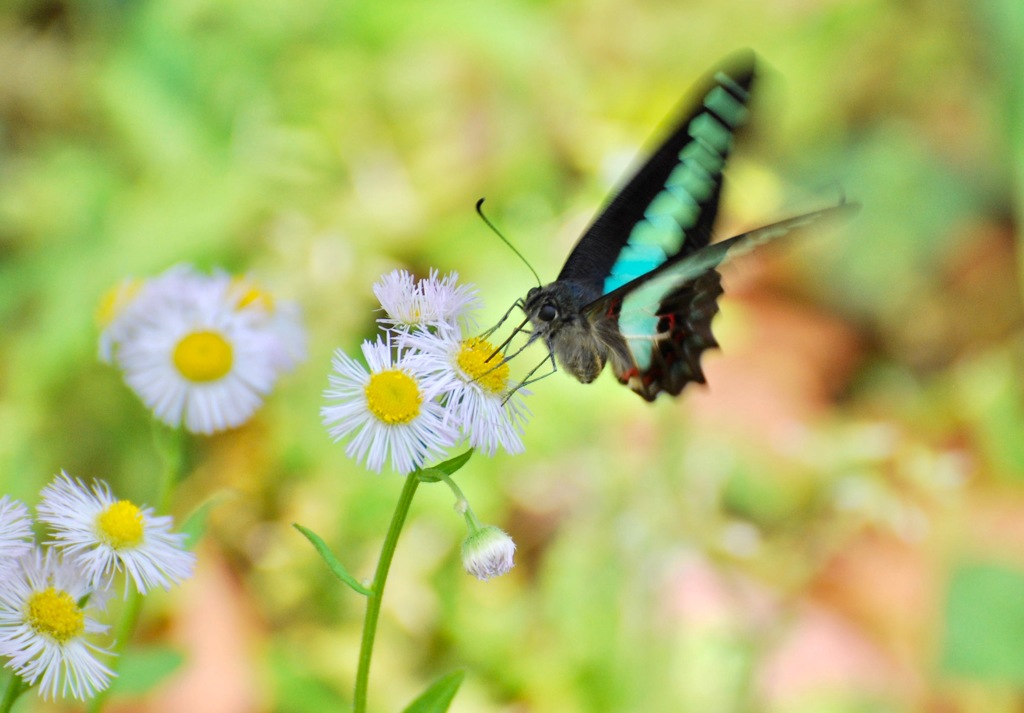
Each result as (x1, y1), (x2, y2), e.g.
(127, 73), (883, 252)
(556, 51), (756, 299)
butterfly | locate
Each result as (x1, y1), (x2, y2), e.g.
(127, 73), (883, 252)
(515, 50), (857, 401)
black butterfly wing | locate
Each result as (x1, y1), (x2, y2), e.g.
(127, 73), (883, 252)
(587, 203), (859, 400)
(556, 50), (757, 299)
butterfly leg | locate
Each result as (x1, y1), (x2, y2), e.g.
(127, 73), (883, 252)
(484, 316), (533, 366)
(502, 351), (557, 405)
(479, 299), (526, 340)
(474, 328), (542, 392)
(485, 324), (540, 365)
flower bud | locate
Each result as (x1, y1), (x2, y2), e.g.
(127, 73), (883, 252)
(461, 525), (515, 581)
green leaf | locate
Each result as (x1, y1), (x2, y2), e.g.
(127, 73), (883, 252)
(418, 449), (474, 483)
(401, 670), (465, 713)
(941, 561), (1024, 683)
(178, 491), (233, 550)
(293, 523), (372, 596)
(108, 646), (185, 695)
(433, 448), (474, 475)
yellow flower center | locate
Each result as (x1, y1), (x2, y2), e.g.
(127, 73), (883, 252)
(364, 369), (422, 425)
(27, 587), (85, 643)
(232, 278), (275, 312)
(96, 500), (145, 549)
(456, 338), (508, 395)
(95, 279), (143, 327)
(173, 330), (233, 382)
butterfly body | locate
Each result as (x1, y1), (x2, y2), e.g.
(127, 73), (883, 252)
(524, 264), (724, 400)
(523, 280), (627, 384)
(519, 51), (855, 400)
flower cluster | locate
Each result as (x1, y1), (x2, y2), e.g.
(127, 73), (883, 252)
(322, 269), (530, 474)
(0, 474), (194, 700)
(98, 264), (306, 435)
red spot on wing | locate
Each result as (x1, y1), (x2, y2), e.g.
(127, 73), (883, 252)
(604, 297), (622, 320)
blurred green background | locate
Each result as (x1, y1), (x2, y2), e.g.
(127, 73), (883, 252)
(2, 0), (1024, 711)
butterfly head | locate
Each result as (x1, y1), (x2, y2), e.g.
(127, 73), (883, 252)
(522, 283), (576, 338)
(522, 281), (616, 384)
(524, 284), (565, 327)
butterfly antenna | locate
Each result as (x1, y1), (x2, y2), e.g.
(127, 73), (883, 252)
(475, 198), (542, 287)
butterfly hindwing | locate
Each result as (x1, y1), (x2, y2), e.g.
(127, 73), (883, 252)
(588, 203), (858, 400)
(556, 50), (757, 301)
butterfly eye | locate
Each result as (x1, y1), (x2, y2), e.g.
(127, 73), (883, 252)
(538, 304), (558, 322)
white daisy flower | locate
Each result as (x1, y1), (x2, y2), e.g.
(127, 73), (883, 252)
(36, 473), (195, 595)
(0, 496), (33, 577)
(372, 269), (481, 330)
(99, 265), (306, 434)
(97, 265), (214, 364)
(372, 269), (419, 326)
(0, 547), (114, 700)
(113, 277), (285, 435)
(405, 324), (530, 456)
(461, 525), (516, 581)
(419, 269), (481, 328)
(321, 337), (459, 474)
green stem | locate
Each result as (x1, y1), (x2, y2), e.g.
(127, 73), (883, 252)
(87, 426), (188, 713)
(436, 472), (481, 532)
(353, 472), (421, 713)
(0, 675), (27, 713)
(85, 590), (144, 713)
(112, 589), (146, 652)
(154, 426), (187, 512)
